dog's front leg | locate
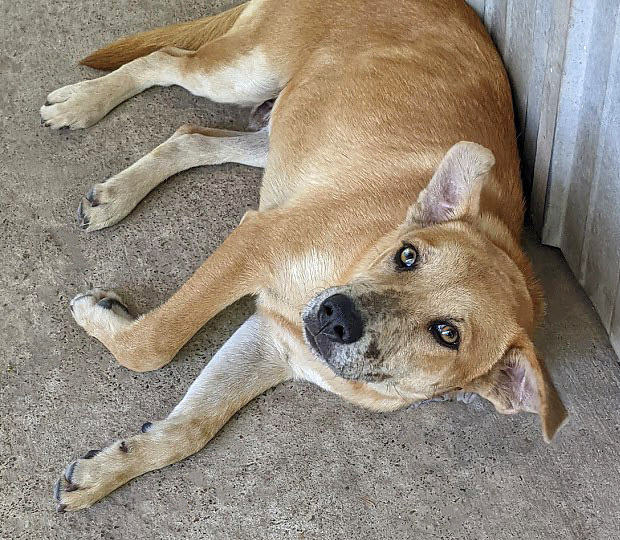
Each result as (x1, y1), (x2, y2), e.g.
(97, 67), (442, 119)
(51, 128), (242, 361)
(71, 210), (278, 371)
(54, 314), (291, 512)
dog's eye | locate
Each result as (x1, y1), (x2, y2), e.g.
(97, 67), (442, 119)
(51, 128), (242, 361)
(430, 322), (460, 349)
(397, 245), (417, 269)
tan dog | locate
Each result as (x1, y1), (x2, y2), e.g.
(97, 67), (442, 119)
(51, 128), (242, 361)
(42, 0), (568, 512)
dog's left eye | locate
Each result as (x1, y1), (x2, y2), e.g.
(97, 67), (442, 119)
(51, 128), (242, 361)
(396, 245), (417, 269)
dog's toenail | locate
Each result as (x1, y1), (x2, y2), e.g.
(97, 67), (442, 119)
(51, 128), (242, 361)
(82, 449), (100, 459)
(97, 297), (130, 315)
(78, 210), (90, 230)
(44, 122), (51, 127)
(141, 422), (153, 433)
(53, 479), (62, 502)
(77, 200), (89, 229)
(45, 100), (51, 106)
(98, 298), (114, 310)
(65, 483), (79, 492)
(57, 504), (67, 513)
(64, 461), (77, 483)
(119, 441), (129, 453)
(86, 187), (99, 207)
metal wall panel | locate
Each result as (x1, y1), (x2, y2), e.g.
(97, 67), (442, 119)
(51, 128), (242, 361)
(465, 0), (620, 355)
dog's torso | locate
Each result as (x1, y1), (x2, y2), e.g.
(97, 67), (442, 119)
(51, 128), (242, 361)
(253, 0), (522, 398)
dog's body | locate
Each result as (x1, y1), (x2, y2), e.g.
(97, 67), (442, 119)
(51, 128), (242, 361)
(43, 0), (567, 511)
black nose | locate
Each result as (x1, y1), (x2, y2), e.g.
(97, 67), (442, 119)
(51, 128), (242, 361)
(317, 294), (364, 344)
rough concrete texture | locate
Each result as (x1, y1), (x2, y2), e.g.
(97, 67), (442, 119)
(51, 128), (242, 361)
(1, 1), (620, 539)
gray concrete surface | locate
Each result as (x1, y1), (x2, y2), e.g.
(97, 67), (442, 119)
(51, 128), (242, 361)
(2, 1), (620, 539)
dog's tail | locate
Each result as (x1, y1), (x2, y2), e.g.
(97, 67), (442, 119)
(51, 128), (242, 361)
(80, 2), (248, 71)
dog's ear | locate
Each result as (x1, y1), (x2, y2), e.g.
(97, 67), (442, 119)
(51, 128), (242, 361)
(406, 141), (495, 225)
(465, 334), (568, 442)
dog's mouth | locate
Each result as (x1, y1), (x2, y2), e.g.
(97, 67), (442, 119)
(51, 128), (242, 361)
(303, 323), (392, 382)
(302, 323), (323, 358)
(302, 317), (345, 364)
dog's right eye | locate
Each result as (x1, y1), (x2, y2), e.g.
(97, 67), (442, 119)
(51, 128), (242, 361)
(396, 245), (418, 270)
(430, 322), (460, 350)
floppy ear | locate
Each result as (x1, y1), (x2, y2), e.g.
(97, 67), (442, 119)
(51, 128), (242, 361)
(465, 335), (568, 442)
(406, 141), (495, 225)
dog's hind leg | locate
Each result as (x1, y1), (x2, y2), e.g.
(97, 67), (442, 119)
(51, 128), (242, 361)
(77, 125), (269, 231)
(40, 3), (284, 129)
(54, 313), (291, 512)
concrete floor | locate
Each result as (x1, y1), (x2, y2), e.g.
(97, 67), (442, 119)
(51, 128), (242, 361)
(2, 1), (620, 538)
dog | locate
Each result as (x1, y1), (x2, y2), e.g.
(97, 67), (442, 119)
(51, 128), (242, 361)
(42, 0), (568, 512)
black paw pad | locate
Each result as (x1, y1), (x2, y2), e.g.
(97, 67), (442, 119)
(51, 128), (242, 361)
(248, 99), (275, 130)
(141, 422), (153, 433)
(82, 449), (101, 460)
(119, 441), (129, 453)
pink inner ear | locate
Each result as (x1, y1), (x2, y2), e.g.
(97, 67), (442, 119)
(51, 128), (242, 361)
(438, 174), (461, 207)
(426, 201), (455, 223)
(421, 163), (470, 223)
(500, 363), (538, 411)
(420, 178), (461, 222)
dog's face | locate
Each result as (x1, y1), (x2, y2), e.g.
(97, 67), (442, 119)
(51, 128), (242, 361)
(304, 222), (532, 390)
(303, 142), (567, 441)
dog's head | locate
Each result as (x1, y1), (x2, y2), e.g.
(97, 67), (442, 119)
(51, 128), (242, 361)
(303, 142), (567, 442)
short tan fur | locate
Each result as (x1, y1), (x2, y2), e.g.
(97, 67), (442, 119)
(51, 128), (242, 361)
(41, 0), (567, 512)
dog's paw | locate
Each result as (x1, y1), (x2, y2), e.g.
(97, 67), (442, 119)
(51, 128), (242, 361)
(77, 178), (140, 231)
(54, 442), (134, 512)
(70, 289), (134, 338)
(54, 449), (106, 512)
(40, 80), (113, 130)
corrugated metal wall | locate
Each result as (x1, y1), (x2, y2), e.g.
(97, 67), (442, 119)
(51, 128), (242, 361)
(466, 0), (620, 355)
